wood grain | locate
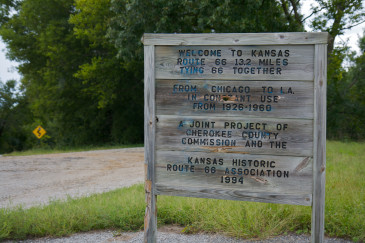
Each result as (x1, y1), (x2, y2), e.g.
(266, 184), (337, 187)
(311, 44), (327, 243)
(143, 33), (327, 241)
(156, 185), (312, 206)
(144, 45), (157, 243)
(155, 45), (314, 80)
(155, 150), (312, 196)
(142, 33), (328, 45)
(156, 80), (314, 119)
(155, 115), (313, 157)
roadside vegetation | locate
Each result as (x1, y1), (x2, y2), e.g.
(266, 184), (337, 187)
(1, 141), (364, 242)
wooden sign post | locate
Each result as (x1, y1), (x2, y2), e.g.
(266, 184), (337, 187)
(143, 33), (327, 243)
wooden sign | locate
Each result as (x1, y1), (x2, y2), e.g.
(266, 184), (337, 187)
(143, 33), (327, 243)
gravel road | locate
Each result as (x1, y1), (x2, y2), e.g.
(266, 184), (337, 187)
(5, 229), (353, 243)
(0, 148), (144, 208)
(0, 148), (353, 242)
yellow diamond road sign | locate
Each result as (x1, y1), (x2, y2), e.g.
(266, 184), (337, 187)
(33, 125), (46, 139)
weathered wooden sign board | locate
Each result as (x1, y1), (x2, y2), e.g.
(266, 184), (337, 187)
(143, 33), (327, 243)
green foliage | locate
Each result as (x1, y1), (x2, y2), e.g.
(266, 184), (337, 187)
(70, 0), (111, 47)
(105, 0), (304, 144)
(310, 0), (365, 53)
(1, 0), (98, 146)
(0, 0), (364, 150)
(311, 0), (364, 35)
(307, 0), (365, 140)
(308, 0), (365, 140)
(0, 0), (144, 150)
(108, 0), (304, 61)
(1, 0), (304, 151)
(1, 141), (364, 241)
(0, 80), (32, 153)
(327, 32), (365, 140)
(70, 0), (144, 144)
(279, 0), (305, 32)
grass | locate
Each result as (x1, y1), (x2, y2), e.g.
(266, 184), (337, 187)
(0, 141), (364, 241)
(3, 144), (144, 156)
(0, 185), (146, 240)
(325, 141), (365, 241)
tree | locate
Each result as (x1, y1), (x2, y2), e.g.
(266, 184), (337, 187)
(108, 0), (304, 61)
(334, 32), (365, 139)
(279, 0), (305, 31)
(70, 0), (144, 143)
(305, 0), (365, 140)
(309, 0), (365, 55)
(0, 0), (110, 146)
(0, 80), (17, 140)
(1, 0), (363, 151)
(0, 79), (31, 153)
(106, 0), (305, 141)
(0, 0), (145, 147)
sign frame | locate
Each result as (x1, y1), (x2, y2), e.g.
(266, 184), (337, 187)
(143, 33), (327, 243)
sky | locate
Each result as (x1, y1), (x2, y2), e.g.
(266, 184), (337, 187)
(0, 1), (364, 84)
(0, 38), (21, 83)
(301, 0), (365, 55)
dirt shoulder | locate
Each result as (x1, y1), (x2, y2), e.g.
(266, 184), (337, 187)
(0, 147), (144, 208)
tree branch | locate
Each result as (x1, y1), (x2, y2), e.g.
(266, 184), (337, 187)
(343, 19), (365, 30)
(348, 78), (358, 89)
(302, 6), (327, 23)
(280, 0), (290, 20)
(288, 0), (302, 24)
